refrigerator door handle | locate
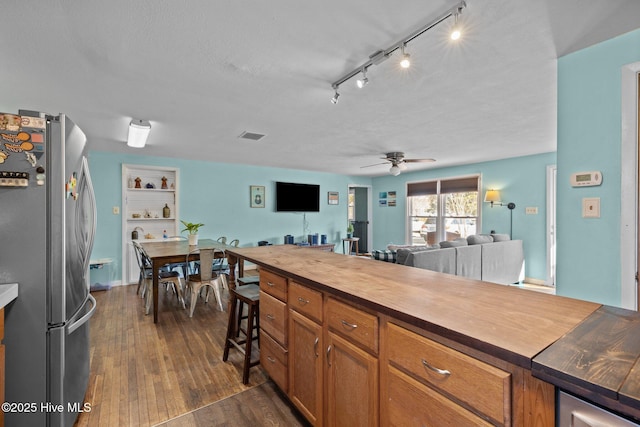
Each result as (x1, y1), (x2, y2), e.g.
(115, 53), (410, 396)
(80, 156), (97, 276)
(67, 294), (96, 335)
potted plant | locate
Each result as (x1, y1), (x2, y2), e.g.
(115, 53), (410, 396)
(181, 220), (204, 245)
(346, 221), (354, 238)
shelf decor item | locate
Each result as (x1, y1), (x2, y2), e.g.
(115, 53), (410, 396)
(163, 204), (170, 218)
(347, 221), (354, 238)
(250, 185), (265, 208)
(181, 220), (204, 245)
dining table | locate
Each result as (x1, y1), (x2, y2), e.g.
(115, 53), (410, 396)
(139, 238), (238, 323)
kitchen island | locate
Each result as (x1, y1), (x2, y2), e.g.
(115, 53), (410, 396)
(225, 245), (636, 426)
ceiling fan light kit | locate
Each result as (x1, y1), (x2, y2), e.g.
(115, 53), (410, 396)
(330, 1), (466, 103)
(362, 152), (436, 176)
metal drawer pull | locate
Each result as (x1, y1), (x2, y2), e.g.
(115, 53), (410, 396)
(314, 337), (319, 357)
(267, 356), (276, 363)
(341, 319), (358, 330)
(297, 297), (309, 305)
(421, 359), (451, 376)
(267, 281), (275, 287)
(266, 314), (275, 320)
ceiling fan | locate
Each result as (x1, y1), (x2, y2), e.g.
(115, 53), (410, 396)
(361, 152), (436, 176)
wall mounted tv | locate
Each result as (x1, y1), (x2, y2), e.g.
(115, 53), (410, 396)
(276, 181), (320, 212)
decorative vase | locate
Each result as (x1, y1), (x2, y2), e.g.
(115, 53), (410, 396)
(188, 234), (198, 246)
(163, 203), (170, 218)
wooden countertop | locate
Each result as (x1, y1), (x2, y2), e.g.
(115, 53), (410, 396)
(532, 305), (640, 421)
(227, 245), (600, 368)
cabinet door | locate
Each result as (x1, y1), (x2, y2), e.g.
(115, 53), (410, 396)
(289, 310), (323, 426)
(385, 365), (493, 427)
(326, 331), (378, 427)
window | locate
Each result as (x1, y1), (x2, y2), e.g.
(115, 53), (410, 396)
(408, 176), (479, 245)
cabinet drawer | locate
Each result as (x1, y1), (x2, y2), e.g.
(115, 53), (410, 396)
(260, 291), (288, 346)
(386, 365), (493, 427)
(387, 322), (510, 424)
(327, 298), (378, 354)
(288, 281), (323, 323)
(260, 269), (288, 302)
(260, 330), (288, 393)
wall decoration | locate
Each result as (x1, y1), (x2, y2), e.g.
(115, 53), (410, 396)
(250, 185), (265, 208)
(328, 191), (339, 205)
(388, 191), (397, 207)
(379, 190), (397, 207)
(379, 191), (387, 207)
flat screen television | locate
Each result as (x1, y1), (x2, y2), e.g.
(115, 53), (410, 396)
(276, 181), (320, 212)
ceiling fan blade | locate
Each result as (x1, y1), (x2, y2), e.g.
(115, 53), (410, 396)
(360, 161), (389, 168)
(404, 158), (436, 163)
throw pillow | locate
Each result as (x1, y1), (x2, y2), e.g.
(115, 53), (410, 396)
(396, 246), (436, 265)
(467, 234), (494, 245)
(371, 249), (397, 263)
(439, 238), (468, 248)
(490, 233), (511, 242)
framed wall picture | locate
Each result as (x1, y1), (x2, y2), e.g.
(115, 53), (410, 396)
(328, 191), (339, 205)
(250, 185), (265, 208)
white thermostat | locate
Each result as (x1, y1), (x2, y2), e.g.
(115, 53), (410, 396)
(570, 171), (602, 187)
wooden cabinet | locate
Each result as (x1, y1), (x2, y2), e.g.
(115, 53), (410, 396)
(326, 331), (378, 427)
(383, 322), (511, 426)
(289, 310), (323, 425)
(259, 269), (289, 392)
(121, 164), (179, 284)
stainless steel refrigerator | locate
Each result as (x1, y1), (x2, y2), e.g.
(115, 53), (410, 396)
(0, 111), (97, 427)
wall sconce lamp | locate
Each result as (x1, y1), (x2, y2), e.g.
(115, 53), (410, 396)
(127, 119), (151, 148)
(484, 189), (516, 237)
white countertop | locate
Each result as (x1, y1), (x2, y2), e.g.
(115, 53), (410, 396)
(0, 283), (19, 309)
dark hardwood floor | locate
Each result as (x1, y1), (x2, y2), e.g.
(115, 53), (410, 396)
(75, 278), (303, 426)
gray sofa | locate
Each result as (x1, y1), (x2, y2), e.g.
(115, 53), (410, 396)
(395, 234), (525, 285)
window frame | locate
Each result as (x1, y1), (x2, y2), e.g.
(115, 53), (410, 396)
(406, 174), (482, 245)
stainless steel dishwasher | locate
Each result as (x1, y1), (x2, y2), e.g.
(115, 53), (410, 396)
(558, 392), (640, 427)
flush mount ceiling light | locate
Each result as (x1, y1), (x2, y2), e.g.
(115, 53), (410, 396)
(329, 1), (467, 103)
(127, 119), (151, 148)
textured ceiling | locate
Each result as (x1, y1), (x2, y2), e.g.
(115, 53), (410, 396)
(1, 0), (639, 176)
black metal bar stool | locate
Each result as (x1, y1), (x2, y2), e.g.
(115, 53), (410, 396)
(222, 284), (260, 384)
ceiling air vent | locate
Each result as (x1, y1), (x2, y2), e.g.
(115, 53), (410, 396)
(238, 131), (266, 141)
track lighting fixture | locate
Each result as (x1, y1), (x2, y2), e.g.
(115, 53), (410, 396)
(331, 87), (340, 104)
(356, 68), (369, 88)
(329, 1), (466, 103)
(400, 45), (411, 69)
(451, 7), (462, 40)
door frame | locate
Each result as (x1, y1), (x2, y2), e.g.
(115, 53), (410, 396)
(546, 165), (557, 287)
(348, 184), (372, 254)
(620, 62), (640, 310)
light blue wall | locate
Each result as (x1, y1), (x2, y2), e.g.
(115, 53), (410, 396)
(371, 152), (557, 282)
(89, 150), (369, 282)
(556, 29), (640, 306)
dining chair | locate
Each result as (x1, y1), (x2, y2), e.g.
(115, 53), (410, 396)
(133, 241), (186, 314)
(166, 235), (189, 278)
(217, 236), (227, 244)
(212, 239), (239, 279)
(185, 248), (227, 316)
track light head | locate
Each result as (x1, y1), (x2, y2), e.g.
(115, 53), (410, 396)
(400, 45), (411, 69)
(331, 88), (340, 104)
(356, 69), (369, 88)
(450, 6), (463, 40)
